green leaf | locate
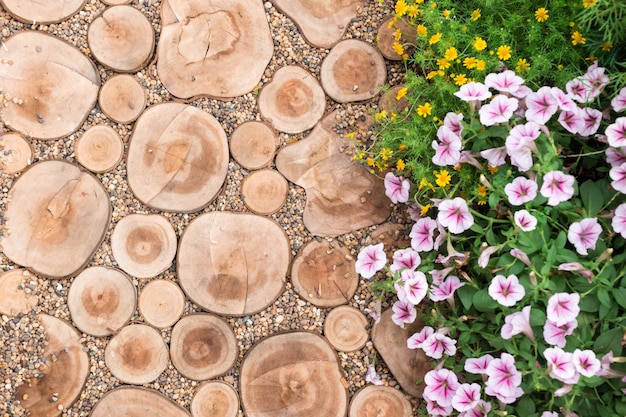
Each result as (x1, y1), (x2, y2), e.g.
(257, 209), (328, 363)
(580, 295), (600, 313)
(593, 327), (624, 355)
(530, 308), (547, 327)
(457, 285), (477, 311)
(597, 287), (612, 308)
(472, 289), (498, 312)
(614, 288), (626, 310)
(580, 180), (605, 216)
(516, 396), (536, 417)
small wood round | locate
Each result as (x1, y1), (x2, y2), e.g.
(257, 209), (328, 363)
(348, 386), (413, 417)
(291, 240), (358, 307)
(376, 16), (414, 61)
(324, 306), (368, 352)
(230, 121), (278, 170)
(258, 66), (326, 134)
(87, 5), (154, 72)
(170, 314), (238, 381)
(0, 0), (85, 24)
(138, 279), (185, 328)
(102, 0), (131, 4)
(91, 387), (191, 417)
(0, 269), (38, 316)
(378, 85), (410, 115)
(98, 74), (147, 124)
(0, 132), (33, 174)
(111, 214), (177, 279)
(74, 125), (124, 173)
(67, 266), (136, 337)
(320, 39), (387, 103)
(240, 169), (288, 215)
(104, 324), (169, 385)
(191, 381), (239, 417)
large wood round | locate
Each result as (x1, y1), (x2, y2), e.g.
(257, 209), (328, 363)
(74, 125), (124, 173)
(0, 269), (38, 316)
(98, 74), (147, 124)
(0, 0), (85, 24)
(2, 160), (110, 278)
(348, 386), (413, 417)
(90, 387), (191, 417)
(376, 16), (414, 61)
(191, 381), (239, 417)
(0, 132), (33, 174)
(324, 306), (368, 352)
(240, 332), (348, 417)
(240, 169), (288, 215)
(0, 31), (100, 140)
(177, 212), (290, 316)
(67, 266), (136, 337)
(258, 66), (326, 134)
(157, 0), (274, 100)
(87, 5), (154, 72)
(320, 39), (387, 103)
(170, 314), (238, 381)
(230, 121), (278, 170)
(104, 324), (169, 385)
(126, 103), (229, 212)
(111, 213), (177, 279)
(138, 279), (186, 328)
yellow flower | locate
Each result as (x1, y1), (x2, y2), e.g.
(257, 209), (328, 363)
(437, 58), (451, 69)
(417, 102), (432, 118)
(602, 41), (613, 52)
(487, 165), (498, 174)
(380, 147), (393, 161)
(572, 31), (586, 45)
(394, 28), (402, 41)
(477, 184), (487, 197)
(426, 70), (439, 79)
(583, 0), (597, 8)
(453, 73), (468, 86)
(393, 42), (404, 55)
(399, 143), (408, 151)
(388, 17), (398, 29)
(396, 159), (405, 171)
(470, 9), (481, 21)
(395, 0), (409, 16)
(417, 24), (428, 37)
(473, 36), (487, 51)
(420, 204), (431, 216)
(345, 131), (356, 139)
(419, 178), (435, 191)
(444, 47), (458, 60)
(395, 87), (408, 101)
(515, 58), (530, 73)
(408, 5), (420, 18)
(443, 9), (451, 18)
(535, 7), (549, 22)
(476, 59), (486, 71)
(463, 57), (477, 69)
(366, 157), (374, 167)
(497, 45), (512, 61)
(429, 33), (442, 45)
(375, 110), (387, 122)
(435, 170), (451, 187)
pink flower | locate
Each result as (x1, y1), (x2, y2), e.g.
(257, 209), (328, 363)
(430, 275), (464, 302)
(484, 70), (524, 94)
(429, 266), (454, 286)
(410, 217), (438, 252)
(479, 95), (519, 126)
(364, 307), (381, 323)
(547, 292), (580, 326)
(400, 270), (428, 305)
(612, 203), (626, 238)
(384, 172), (410, 204)
(573, 349), (601, 377)
(505, 176), (538, 205)
(390, 248), (421, 272)
(551, 87), (578, 112)
(485, 353), (524, 404)
(437, 198), (474, 234)
(391, 299), (416, 328)
(505, 122), (541, 171)
(452, 383), (482, 412)
(606, 147), (626, 167)
(444, 112), (465, 136)
(365, 364), (383, 385)
(544, 347), (579, 384)
(568, 218), (602, 255)
(424, 368), (460, 407)
(541, 412), (558, 417)
(454, 81), (492, 102)
(432, 126), (462, 166)
(578, 107), (603, 137)
(480, 146), (508, 167)
(558, 108), (585, 135)
(501, 305), (534, 340)
(464, 354), (495, 374)
(460, 400), (492, 417)
(525, 87), (559, 125)
(422, 332), (457, 359)
(510, 248), (532, 267)
(543, 319), (577, 348)
(488, 274), (525, 307)
(582, 62), (609, 100)
(478, 245), (499, 268)
(610, 162), (626, 193)
(355, 243), (386, 279)
(427, 401), (453, 416)
(605, 117), (626, 147)
(407, 325), (435, 349)
(540, 170), (575, 206)
(566, 77), (588, 103)
(611, 87), (626, 112)
(558, 262), (594, 283)
(514, 209), (537, 232)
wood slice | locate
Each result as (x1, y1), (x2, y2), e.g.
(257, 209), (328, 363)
(230, 121), (278, 170)
(269, 0), (364, 48)
(191, 381), (239, 417)
(0, 0), (85, 24)
(87, 5), (154, 72)
(126, 103), (229, 212)
(378, 85), (410, 115)
(348, 386), (413, 417)
(138, 279), (186, 328)
(67, 266), (136, 337)
(16, 314), (89, 417)
(98, 74), (147, 124)
(0, 132), (33, 174)
(74, 125), (124, 173)
(2, 160), (111, 278)
(376, 16), (414, 61)
(371, 309), (431, 398)
(91, 386), (191, 417)
(170, 314), (238, 381)
(320, 39), (387, 103)
(240, 332), (348, 417)
(111, 213), (177, 279)
(0, 31), (100, 140)
(104, 324), (169, 385)
(258, 66), (326, 134)
(290, 239), (358, 307)
(324, 306), (368, 352)
(240, 169), (288, 215)
(177, 212), (290, 316)
(102, 0), (131, 4)
(0, 269), (38, 316)
(157, 0), (274, 100)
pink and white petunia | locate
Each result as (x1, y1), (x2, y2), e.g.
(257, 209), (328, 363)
(454, 81), (492, 102)
(558, 108), (585, 135)
(464, 354), (495, 375)
(540, 170), (576, 206)
(514, 209), (538, 232)
(501, 305), (534, 340)
(484, 70), (525, 94)
(421, 332), (457, 359)
(390, 248), (421, 272)
(429, 266), (454, 286)
(606, 117), (626, 148)
(444, 112), (465, 136)
(611, 87), (626, 112)
(567, 217), (602, 255)
(551, 87), (579, 112)
(573, 349), (601, 377)
(479, 95), (519, 126)
(612, 203), (626, 238)
(430, 275), (465, 302)
(452, 383), (482, 412)
(480, 146), (508, 167)
(424, 368), (460, 407)
(525, 86), (559, 125)
(610, 162), (626, 194)
(566, 77), (589, 103)
(478, 245), (500, 268)
(544, 347), (579, 384)
(505, 122), (541, 171)
(407, 325), (435, 349)
(432, 125), (463, 166)
(546, 292), (580, 326)
(484, 353), (524, 404)
(355, 243), (386, 279)
(365, 364), (383, 385)
(488, 274), (525, 307)
(582, 62), (610, 100)
(391, 299), (416, 328)
(558, 262), (594, 283)
(578, 107), (603, 137)
(606, 147), (626, 167)
(543, 319), (578, 348)
(541, 412), (558, 417)
(505, 176), (538, 205)
(427, 401), (454, 416)
(510, 248), (532, 267)
(460, 400), (492, 417)
(437, 198), (475, 234)
(401, 270), (429, 305)
(384, 172), (410, 204)
(410, 217), (438, 252)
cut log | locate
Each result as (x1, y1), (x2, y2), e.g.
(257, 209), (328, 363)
(111, 213), (177, 279)
(348, 385), (413, 417)
(258, 66), (326, 134)
(126, 103), (229, 212)
(67, 266), (136, 337)
(191, 381), (239, 417)
(240, 332), (347, 417)
(0, 0), (85, 24)
(98, 74), (147, 124)
(269, 0), (364, 48)
(378, 85), (410, 115)
(170, 314), (238, 381)
(230, 121), (278, 170)
(0, 31), (100, 140)
(324, 306), (368, 352)
(290, 239), (358, 307)
(320, 39), (387, 103)
(376, 16), (414, 61)
(138, 279), (186, 328)
(74, 125), (124, 173)
(157, 0), (273, 100)
(177, 212), (290, 316)
(104, 324), (169, 385)
(87, 5), (154, 72)
(1, 160), (110, 278)
(0, 132), (33, 174)
(90, 386), (191, 417)
(0, 269), (38, 316)
(240, 169), (288, 215)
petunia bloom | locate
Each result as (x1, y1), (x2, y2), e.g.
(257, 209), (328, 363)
(514, 209), (538, 232)
(544, 347), (579, 384)
(505, 122), (541, 171)
(464, 354), (494, 375)
(427, 401), (453, 416)
(566, 77), (588, 103)
(400, 270), (429, 305)
(454, 81), (492, 102)
(573, 349), (601, 377)
(452, 383), (482, 412)
(567, 217), (602, 255)
(510, 248), (532, 267)
(424, 368), (460, 407)
(391, 299), (416, 328)
(484, 70), (524, 94)
(546, 292), (580, 326)
(478, 245), (499, 268)
(480, 146), (508, 167)
(551, 87), (578, 112)
(421, 332), (457, 359)
(479, 94), (519, 126)
(606, 147), (626, 167)
(605, 117), (626, 147)
(612, 203), (626, 238)
(525, 86), (559, 125)
(558, 108), (585, 135)
(578, 107), (603, 137)
(365, 364), (383, 385)
(540, 170), (576, 206)
(488, 274), (525, 307)
(558, 262), (594, 283)
(611, 87), (626, 112)
(610, 161), (626, 194)
(437, 198), (475, 234)
(501, 305), (534, 340)
(355, 243), (386, 279)
(430, 275), (464, 302)
(384, 172), (410, 203)
(485, 353), (524, 404)
(390, 248), (421, 272)
(407, 325), (435, 349)
(432, 125), (462, 166)
(410, 217), (438, 252)
(543, 319), (577, 348)
(505, 176), (538, 205)
(444, 112), (465, 136)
